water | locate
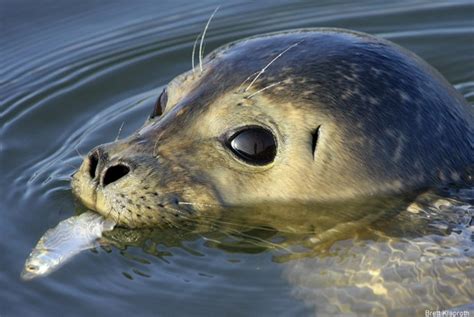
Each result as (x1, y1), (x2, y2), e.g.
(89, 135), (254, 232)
(1, 0), (473, 316)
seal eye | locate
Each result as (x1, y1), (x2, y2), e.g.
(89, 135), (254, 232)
(227, 127), (277, 165)
(150, 88), (168, 119)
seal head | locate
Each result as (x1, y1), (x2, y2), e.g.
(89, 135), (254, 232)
(71, 28), (473, 228)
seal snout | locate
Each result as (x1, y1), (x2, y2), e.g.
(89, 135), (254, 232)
(71, 143), (145, 226)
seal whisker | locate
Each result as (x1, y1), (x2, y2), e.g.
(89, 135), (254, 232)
(107, 198), (120, 223)
(161, 204), (189, 215)
(196, 213), (315, 234)
(63, 162), (78, 170)
(237, 71), (260, 92)
(160, 206), (201, 229)
(199, 6), (219, 72)
(160, 205), (220, 224)
(167, 213), (233, 232)
(74, 144), (84, 159)
(200, 235), (224, 244)
(191, 31), (202, 73)
(173, 209), (296, 233)
(169, 201), (315, 234)
(224, 228), (293, 253)
(178, 201), (223, 207)
(245, 40), (303, 92)
(246, 81), (282, 99)
(162, 203), (316, 236)
(201, 218), (266, 231)
(115, 121), (125, 141)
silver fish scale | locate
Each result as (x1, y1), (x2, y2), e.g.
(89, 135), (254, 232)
(21, 211), (116, 280)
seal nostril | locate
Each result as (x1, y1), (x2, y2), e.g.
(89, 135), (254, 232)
(89, 152), (99, 179)
(102, 164), (130, 186)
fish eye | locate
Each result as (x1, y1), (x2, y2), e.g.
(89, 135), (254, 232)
(27, 264), (39, 272)
(226, 127), (277, 165)
(150, 88), (168, 119)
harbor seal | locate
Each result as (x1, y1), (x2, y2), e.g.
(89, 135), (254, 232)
(71, 28), (473, 228)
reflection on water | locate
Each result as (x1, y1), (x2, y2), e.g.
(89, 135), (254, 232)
(100, 187), (474, 315)
(1, 0), (473, 316)
(285, 188), (473, 315)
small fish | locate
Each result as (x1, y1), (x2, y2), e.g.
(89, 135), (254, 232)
(21, 211), (116, 281)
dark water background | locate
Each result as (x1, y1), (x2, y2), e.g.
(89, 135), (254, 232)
(1, 1), (473, 316)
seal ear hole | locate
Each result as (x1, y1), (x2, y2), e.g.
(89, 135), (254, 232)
(150, 88), (168, 119)
(311, 126), (321, 159)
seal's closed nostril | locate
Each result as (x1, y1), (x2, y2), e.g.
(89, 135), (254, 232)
(102, 164), (130, 187)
